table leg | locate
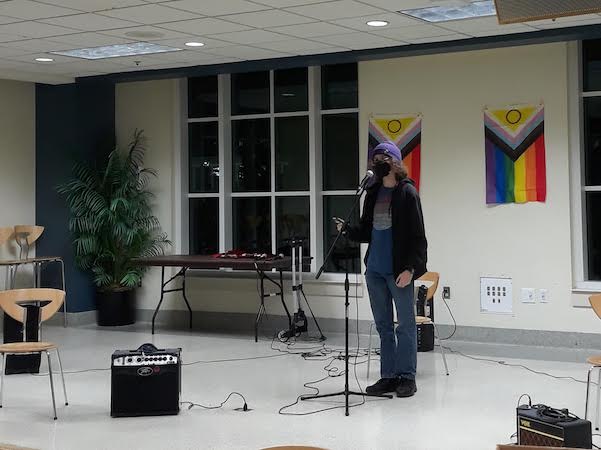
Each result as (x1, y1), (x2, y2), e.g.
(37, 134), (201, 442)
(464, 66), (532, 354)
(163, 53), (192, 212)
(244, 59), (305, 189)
(151, 266), (166, 335)
(181, 268), (192, 329)
(59, 259), (67, 327)
(255, 275), (266, 342)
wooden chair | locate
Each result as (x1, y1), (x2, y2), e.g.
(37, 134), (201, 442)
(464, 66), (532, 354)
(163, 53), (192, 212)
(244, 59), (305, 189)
(0, 288), (68, 420)
(585, 294), (601, 431)
(0, 227), (13, 247)
(13, 226), (44, 260)
(367, 271), (450, 378)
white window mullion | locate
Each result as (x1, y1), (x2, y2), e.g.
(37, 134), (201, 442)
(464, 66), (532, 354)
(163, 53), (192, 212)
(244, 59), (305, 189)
(270, 69), (277, 254)
(219, 74), (232, 253)
(176, 78), (188, 255)
(309, 66), (322, 273)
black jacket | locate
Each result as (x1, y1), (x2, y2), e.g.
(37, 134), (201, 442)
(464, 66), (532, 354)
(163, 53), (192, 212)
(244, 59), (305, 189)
(347, 178), (427, 279)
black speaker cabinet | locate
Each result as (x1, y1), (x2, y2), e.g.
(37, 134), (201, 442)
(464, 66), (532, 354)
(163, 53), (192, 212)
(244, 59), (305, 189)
(111, 347), (181, 417)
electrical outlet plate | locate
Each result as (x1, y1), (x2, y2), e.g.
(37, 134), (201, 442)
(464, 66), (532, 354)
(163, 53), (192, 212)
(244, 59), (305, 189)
(443, 286), (451, 299)
(537, 288), (549, 303)
(521, 288), (536, 303)
(480, 277), (512, 314)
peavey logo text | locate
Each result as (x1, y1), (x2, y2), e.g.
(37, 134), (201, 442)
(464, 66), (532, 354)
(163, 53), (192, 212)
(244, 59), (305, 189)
(137, 366), (153, 377)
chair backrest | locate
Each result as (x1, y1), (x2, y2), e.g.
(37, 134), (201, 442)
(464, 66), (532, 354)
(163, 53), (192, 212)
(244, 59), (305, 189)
(589, 294), (601, 320)
(13, 225), (44, 246)
(415, 272), (440, 301)
(0, 227), (13, 246)
(0, 288), (64, 323)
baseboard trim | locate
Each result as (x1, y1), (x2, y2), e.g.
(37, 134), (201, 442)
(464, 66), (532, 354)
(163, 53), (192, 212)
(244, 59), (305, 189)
(40, 308), (601, 350)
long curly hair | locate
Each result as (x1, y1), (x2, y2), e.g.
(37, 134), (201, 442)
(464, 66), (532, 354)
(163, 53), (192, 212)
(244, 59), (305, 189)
(391, 159), (409, 181)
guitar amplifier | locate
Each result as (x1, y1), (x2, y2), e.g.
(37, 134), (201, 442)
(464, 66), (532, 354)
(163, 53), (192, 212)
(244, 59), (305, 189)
(111, 344), (181, 418)
(517, 403), (592, 448)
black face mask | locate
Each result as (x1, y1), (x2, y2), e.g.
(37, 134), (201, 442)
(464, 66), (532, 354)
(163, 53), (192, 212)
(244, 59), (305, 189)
(373, 160), (391, 179)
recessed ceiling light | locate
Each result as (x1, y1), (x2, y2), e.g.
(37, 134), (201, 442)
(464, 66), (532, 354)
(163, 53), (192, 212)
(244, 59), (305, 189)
(185, 42), (205, 47)
(51, 42), (181, 60)
(400, 0), (496, 23)
(366, 20), (389, 27)
(35, 57), (53, 62)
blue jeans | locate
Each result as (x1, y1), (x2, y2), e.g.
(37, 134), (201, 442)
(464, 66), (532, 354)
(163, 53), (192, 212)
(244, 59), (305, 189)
(366, 272), (417, 380)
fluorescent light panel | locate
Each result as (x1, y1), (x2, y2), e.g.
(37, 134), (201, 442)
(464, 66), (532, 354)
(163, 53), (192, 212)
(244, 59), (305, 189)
(400, 0), (496, 22)
(52, 42), (182, 60)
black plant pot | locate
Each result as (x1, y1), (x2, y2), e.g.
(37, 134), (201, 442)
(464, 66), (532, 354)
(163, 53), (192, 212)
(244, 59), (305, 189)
(96, 290), (136, 326)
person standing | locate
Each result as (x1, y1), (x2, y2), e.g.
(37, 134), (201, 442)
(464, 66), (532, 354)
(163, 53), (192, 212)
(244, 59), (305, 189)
(343, 141), (427, 397)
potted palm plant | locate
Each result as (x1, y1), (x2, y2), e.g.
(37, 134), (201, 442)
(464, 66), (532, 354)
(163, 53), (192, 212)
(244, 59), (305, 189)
(57, 130), (170, 326)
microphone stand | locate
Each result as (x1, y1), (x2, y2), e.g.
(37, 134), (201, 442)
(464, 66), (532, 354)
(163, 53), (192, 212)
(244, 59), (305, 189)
(300, 180), (392, 416)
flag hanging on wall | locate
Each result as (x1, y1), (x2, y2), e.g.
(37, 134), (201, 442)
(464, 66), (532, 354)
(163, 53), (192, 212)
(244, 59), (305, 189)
(484, 104), (546, 204)
(368, 114), (422, 190)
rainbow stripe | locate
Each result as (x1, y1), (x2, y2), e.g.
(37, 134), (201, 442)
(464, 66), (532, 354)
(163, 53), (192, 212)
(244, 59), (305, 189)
(484, 105), (546, 204)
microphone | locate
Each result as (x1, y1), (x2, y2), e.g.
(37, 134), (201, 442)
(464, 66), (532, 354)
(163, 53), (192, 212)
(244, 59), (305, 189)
(357, 170), (374, 190)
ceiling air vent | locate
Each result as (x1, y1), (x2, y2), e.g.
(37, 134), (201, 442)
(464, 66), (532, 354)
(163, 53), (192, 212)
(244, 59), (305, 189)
(494, 0), (601, 24)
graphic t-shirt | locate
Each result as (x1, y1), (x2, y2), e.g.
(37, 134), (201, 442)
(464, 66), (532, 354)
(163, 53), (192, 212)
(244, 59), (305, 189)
(367, 186), (393, 275)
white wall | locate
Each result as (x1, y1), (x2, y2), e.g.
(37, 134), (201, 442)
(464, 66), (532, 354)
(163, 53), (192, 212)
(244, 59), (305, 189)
(116, 42), (601, 334)
(0, 79), (35, 263)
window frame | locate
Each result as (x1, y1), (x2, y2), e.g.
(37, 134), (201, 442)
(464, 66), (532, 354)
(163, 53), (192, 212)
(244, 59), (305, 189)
(570, 40), (601, 293)
(178, 66), (360, 280)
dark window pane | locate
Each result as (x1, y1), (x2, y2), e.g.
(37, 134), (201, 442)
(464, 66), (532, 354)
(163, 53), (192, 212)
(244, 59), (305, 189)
(188, 76), (218, 118)
(189, 198), (219, 255)
(321, 63), (358, 110)
(233, 197), (271, 253)
(189, 122), (219, 193)
(323, 195), (360, 273)
(274, 67), (308, 112)
(231, 71), (269, 115)
(322, 113), (359, 190)
(232, 119), (270, 192)
(587, 193), (601, 280)
(276, 196), (310, 257)
(583, 39), (601, 92)
(584, 97), (601, 186)
(276, 116), (309, 191)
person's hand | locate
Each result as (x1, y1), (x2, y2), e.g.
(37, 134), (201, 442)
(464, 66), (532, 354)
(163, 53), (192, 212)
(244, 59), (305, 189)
(396, 270), (413, 288)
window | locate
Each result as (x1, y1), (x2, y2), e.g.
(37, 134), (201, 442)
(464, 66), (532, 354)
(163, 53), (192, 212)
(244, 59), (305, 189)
(583, 40), (601, 281)
(185, 64), (359, 273)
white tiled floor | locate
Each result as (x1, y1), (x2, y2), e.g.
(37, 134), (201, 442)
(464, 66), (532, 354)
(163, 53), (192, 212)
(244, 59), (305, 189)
(0, 325), (596, 450)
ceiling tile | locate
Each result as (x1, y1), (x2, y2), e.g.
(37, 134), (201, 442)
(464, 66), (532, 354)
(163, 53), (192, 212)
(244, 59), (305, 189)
(36, 0), (146, 13)
(469, 26), (535, 37)
(256, 38), (341, 52)
(158, 17), (252, 34)
(99, 4), (202, 24)
(294, 46), (347, 55)
(0, 21), (81, 39)
(316, 32), (401, 49)
(0, 1), (80, 20)
(330, 13), (421, 31)
(357, 0), (463, 12)
(0, 38), (76, 52)
(209, 45), (291, 59)
(100, 25), (194, 40)
(252, 0), (331, 6)
(223, 9), (315, 28)
(49, 32), (133, 48)
(146, 49), (219, 62)
(438, 17), (529, 33)
(0, 15), (20, 25)
(210, 29), (291, 44)
(6, 52), (80, 64)
(40, 13), (139, 32)
(271, 22), (352, 38)
(162, 0), (269, 16)
(0, 46), (31, 58)
(0, 32), (33, 43)
(529, 15), (601, 29)
(286, 1), (386, 20)
(407, 33), (468, 44)
(372, 24), (458, 40)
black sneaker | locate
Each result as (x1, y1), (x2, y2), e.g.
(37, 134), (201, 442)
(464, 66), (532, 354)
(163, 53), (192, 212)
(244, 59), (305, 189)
(365, 378), (400, 395)
(395, 378), (417, 397)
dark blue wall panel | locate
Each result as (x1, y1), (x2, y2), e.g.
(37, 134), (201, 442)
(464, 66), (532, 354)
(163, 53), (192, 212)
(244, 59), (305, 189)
(35, 81), (115, 312)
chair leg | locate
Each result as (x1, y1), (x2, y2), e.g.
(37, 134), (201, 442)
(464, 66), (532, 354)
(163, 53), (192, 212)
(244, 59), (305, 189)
(595, 368), (601, 431)
(0, 353), (4, 407)
(433, 322), (449, 376)
(46, 351), (57, 420)
(367, 322), (373, 379)
(55, 349), (68, 406)
(587, 366), (595, 420)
